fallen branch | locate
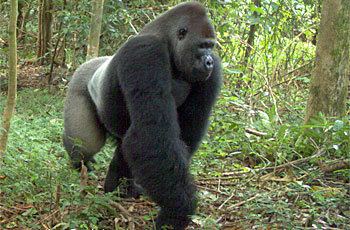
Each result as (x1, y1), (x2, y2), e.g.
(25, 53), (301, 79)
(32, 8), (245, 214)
(110, 201), (137, 230)
(245, 128), (267, 136)
(228, 193), (260, 210)
(0, 205), (16, 214)
(221, 149), (325, 177)
(199, 175), (248, 181)
(320, 159), (350, 173)
(110, 201), (133, 217)
(197, 185), (230, 197)
(36, 209), (60, 225)
(256, 149), (325, 172)
(218, 193), (236, 209)
(197, 180), (237, 186)
(222, 171), (251, 176)
(0, 204), (33, 212)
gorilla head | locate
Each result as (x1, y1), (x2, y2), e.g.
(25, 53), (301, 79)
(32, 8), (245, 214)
(141, 2), (217, 82)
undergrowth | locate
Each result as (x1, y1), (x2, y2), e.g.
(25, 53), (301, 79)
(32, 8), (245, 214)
(0, 88), (348, 229)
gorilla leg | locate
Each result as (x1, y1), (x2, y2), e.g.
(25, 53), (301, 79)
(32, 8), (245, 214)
(104, 139), (142, 197)
(117, 36), (197, 230)
(63, 92), (106, 169)
(63, 57), (109, 169)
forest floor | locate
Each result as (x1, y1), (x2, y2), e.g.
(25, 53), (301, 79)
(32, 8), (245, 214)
(0, 69), (349, 229)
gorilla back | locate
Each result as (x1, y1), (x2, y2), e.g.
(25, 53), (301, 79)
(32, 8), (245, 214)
(63, 2), (222, 229)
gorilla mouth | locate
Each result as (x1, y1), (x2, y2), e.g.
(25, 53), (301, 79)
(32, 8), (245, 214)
(191, 66), (212, 82)
(190, 55), (214, 81)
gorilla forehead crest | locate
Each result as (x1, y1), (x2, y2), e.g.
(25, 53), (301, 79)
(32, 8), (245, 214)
(161, 2), (207, 19)
(170, 2), (215, 38)
(142, 2), (216, 39)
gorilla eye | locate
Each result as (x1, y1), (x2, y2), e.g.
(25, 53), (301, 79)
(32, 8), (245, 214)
(178, 28), (188, 40)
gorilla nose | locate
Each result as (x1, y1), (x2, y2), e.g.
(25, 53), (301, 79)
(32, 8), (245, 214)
(203, 55), (214, 71)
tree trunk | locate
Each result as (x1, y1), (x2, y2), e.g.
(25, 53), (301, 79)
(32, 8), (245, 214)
(16, 0), (24, 42)
(305, 0), (350, 123)
(37, 0), (53, 64)
(0, 0), (18, 158)
(37, 0), (43, 58)
(239, 0), (261, 88)
(86, 0), (105, 61)
(242, 0), (261, 70)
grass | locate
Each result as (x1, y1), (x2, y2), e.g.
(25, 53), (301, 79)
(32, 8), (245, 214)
(0, 87), (349, 229)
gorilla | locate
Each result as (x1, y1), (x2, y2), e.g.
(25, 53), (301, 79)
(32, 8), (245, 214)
(63, 2), (222, 229)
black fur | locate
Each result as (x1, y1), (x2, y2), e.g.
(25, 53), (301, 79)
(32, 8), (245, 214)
(63, 2), (221, 229)
(178, 55), (222, 156)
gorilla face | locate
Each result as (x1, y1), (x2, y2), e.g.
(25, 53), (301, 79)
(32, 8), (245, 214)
(173, 15), (217, 82)
(140, 2), (218, 83)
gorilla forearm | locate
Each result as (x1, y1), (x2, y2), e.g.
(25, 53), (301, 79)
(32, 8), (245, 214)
(178, 55), (222, 156)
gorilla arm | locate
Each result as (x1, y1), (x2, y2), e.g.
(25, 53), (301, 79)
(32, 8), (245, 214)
(178, 55), (222, 156)
(116, 35), (196, 230)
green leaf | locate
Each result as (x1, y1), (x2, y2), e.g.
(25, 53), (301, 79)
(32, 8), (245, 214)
(333, 120), (344, 131)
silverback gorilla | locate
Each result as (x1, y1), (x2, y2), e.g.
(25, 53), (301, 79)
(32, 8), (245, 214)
(63, 2), (222, 229)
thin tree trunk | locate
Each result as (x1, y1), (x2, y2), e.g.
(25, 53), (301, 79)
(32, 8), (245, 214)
(48, 22), (63, 86)
(305, 0), (350, 123)
(37, 0), (43, 58)
(0, 0), (18, 158)
(16, 1), (29, 44)
(37, 0), (53, 64)
(43, 0), (53, 56)
(242, 0), (260, 69)
(239, 0), (261, 88)
(59, 0), (67, 67)
(86, 0), (105, 61)
(16, 0), (24, 42)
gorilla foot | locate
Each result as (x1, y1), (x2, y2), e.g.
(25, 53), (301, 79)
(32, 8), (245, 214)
(156, 210), (191, 230)
(103, 176), (122, 193)
(126, 181), (144, 198)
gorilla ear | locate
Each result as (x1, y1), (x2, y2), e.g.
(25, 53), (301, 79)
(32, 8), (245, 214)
(178, 27), (188, 40)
